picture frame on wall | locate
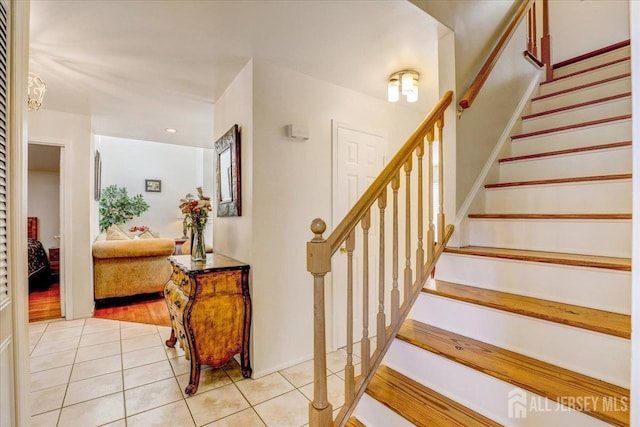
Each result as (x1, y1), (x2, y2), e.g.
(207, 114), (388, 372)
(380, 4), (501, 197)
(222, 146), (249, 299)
(145, 179), (162, 192)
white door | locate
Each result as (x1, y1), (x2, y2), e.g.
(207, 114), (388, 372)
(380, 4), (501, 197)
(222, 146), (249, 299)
(332, 122), (385, 350)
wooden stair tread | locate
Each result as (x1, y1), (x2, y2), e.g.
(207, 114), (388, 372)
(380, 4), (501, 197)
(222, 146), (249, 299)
(522, 92), (631, 120)
(499, 141), (632, 163)
(542, 57), (630, 85)
(444, 246), (631, 271)
(553, 39), (630, 70)
(423, 280), (630, 338)
(485, 173), (631, 189)
(511, 114), (631, 140)
(398, 320), (630, 426)
(468, 213), (631, 220)
(366, 365), (501, 427)
(531, 73), (631, 102)
(345, 417), (366, 427)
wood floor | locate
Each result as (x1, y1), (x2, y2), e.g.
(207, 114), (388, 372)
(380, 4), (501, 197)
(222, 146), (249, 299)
(29, 282), (62, 323)
(94, 295), (170, 327)
(29, 282), (170, 327)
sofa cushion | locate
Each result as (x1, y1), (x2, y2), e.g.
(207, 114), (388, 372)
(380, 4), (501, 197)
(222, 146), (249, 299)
(138, 230), (155, 239)
(106, 225), (131, 240)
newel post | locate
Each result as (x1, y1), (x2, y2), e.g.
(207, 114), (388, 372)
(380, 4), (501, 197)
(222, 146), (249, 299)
(307, 218), (333, 427)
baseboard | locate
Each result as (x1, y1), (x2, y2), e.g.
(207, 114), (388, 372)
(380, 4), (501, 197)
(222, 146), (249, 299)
(251, 352), (314, 379)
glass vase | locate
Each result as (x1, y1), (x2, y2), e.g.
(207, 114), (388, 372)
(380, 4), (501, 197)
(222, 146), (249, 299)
(191, 226), (206, 262)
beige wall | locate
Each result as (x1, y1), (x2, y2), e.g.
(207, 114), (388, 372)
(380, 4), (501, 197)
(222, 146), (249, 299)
(29, 109), (93, 319)
(454, 20), (540, 209)
(411, 0), (520, 94)
(97, 136), (210, 240)
(550, 0), (629, 64)
(27, 170), (60, 251)
(212, 59), (428, 377)
(212, 61), (254, 265)
(411, 0), (539, 209)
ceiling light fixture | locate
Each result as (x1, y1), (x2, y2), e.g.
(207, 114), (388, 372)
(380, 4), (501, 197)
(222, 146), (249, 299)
(28, 72), (46, 111)
(165, 128), (178, 133)
(388, 70), (419, 103)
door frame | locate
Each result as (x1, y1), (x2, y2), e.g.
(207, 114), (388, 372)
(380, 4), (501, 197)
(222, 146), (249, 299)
(330, 120), (386, 351)
(27, 137), (73, 319)
(8, 1), (33, 424)
(28, 138), (71, 318)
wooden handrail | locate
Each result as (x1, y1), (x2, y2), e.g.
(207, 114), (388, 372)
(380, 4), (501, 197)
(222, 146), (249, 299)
(459, 0), (534, 110)
(326, 90), (453, 252)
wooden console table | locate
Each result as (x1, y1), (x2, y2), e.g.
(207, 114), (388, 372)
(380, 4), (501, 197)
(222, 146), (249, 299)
(164, 254), (251, 395)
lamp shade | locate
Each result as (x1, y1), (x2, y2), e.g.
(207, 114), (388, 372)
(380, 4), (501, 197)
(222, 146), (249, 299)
(387, 78), (399, 102)
(401, 72), (414, 96)
(406, 89), (418, 103)
(388, 70), (419, 104)
(28, 72), (46, 111)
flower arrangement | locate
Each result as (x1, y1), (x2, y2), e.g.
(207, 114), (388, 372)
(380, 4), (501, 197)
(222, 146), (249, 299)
(129, 225), (149, 233)
(179, 187), (212, 230)
(180, 187), (211, 261)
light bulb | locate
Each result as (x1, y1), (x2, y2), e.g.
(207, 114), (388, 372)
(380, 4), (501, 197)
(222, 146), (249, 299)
(387, 79), (399, 102)
(401, 73), (414, 96)
(406, 89), (418, 103)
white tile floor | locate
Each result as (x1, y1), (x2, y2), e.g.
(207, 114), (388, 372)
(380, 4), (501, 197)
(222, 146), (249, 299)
(29, 317), (362, 427)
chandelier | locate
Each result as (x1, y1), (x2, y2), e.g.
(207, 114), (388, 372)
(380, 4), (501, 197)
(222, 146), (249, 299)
(388, 70), (419, 103)
(28, 72), (46, 111)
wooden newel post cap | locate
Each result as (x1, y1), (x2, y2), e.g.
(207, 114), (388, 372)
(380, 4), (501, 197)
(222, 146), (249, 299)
(308, 218), (330, 274)
(310, 218), (326, 240)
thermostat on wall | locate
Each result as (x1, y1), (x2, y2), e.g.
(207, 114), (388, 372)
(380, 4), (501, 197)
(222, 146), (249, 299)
(286, 124), (309, 141)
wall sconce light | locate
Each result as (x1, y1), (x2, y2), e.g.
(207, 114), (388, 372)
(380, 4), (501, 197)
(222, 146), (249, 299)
(388, 70), (419, 103)
(28, 72), (46, 111)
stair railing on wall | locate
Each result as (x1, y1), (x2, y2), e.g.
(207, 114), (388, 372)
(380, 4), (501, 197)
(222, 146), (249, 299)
(459, 0), (551, 114)
(306, 91), (454, 427)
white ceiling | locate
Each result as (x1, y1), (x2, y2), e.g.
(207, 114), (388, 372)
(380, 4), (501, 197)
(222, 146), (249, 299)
(29, 0), (445, 148)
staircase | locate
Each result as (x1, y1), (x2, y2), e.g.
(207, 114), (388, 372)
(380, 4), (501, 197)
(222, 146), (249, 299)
(352, 41), (631, 426)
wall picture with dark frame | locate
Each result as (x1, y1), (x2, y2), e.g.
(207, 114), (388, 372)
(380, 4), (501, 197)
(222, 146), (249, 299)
(215, 124), (241, 217)
(145, 179), (162, 192)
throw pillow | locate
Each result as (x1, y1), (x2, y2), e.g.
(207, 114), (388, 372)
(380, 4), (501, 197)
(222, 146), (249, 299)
(106, 225), (131, 240)
(138, 230), (155, 239)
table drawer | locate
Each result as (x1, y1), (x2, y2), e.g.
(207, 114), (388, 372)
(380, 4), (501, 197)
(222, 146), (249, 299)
(198, 270), (242, 296)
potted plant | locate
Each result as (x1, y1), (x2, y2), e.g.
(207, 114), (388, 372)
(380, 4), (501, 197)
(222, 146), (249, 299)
(99, 185), (149, 231)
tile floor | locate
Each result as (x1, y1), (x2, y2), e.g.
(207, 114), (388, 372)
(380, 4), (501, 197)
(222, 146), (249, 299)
(29, 317), (365, 427)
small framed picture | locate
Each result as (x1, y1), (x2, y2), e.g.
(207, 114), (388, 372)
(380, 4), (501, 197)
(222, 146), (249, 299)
(145, 179), (162, 192)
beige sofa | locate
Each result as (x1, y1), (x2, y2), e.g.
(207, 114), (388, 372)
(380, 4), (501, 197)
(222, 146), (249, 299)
(92, 234), (175, 300)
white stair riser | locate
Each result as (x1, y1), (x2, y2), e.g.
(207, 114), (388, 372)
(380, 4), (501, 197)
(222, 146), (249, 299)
(411, 294), (630, 388)
(510, 120), (631, 156)
(522, 97), (631, 133)
(499, 146), (632, 182)
(538, 60), (630, 96)
(529, 77), (630, 113)
(385, 340), (611, 427)
(355, 394), (415, 427)
(435, 253), (630, 314)
(553, 46), (630, 78)
(484, 180), (632, 214)
(467, 219), (631, 258)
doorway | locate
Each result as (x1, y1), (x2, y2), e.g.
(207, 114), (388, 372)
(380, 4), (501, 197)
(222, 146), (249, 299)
(331, 121), (385, 350)
(27, 143), (65, 322)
